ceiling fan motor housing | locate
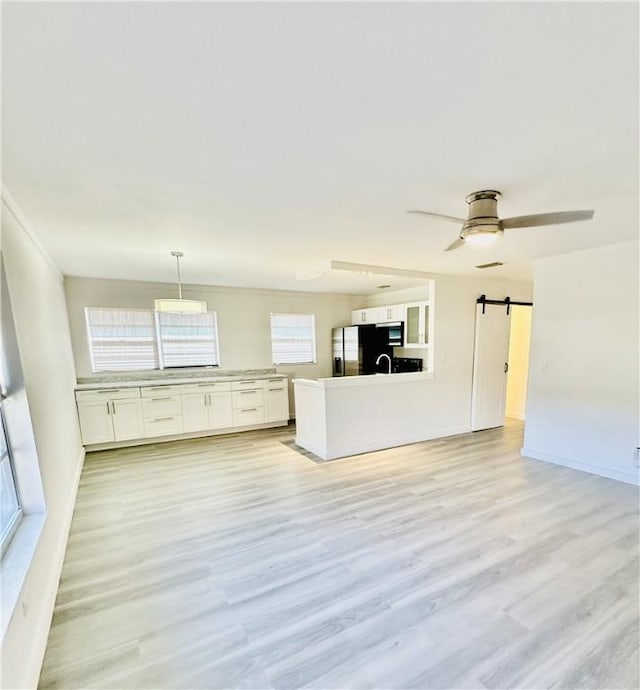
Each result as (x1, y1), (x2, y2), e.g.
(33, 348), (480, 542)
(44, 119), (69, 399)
(461, 189), (503, 239)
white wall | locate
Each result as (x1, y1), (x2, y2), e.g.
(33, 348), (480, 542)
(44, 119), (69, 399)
(367, 276), (533, 434)
(505, 305), (532, 420)
(523, 240), (639, 485)
(64, 277), (363, 412)
(1, 194), (85, 688)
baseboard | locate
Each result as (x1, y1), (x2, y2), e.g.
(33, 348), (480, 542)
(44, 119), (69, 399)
(521, 446), (640, 486)
(27, 447), (86, 688)
(294, 436), (327, 460)
(324, 425), (472, 461)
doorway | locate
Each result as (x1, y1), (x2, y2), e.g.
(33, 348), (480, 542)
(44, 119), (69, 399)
(505, 305), (532, 421)
(470, 299), (532, 431)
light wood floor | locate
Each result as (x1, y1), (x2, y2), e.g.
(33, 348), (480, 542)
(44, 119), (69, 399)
(39, 421), (639, 689)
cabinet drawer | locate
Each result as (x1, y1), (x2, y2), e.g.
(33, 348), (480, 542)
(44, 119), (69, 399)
(231, 379), (265, 391)
(142, 395), (182, 418)
(233, 407), (265, 427)
(141, 385), (182, 397)
(76, 387), (141, 402)
(179, 381), (232, 394)
(264, 378), (286, 390)
(232, 389), (265, 408)
(143, 415), (184, 437)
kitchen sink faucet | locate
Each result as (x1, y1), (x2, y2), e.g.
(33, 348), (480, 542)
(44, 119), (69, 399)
(375, 353), (391, 374)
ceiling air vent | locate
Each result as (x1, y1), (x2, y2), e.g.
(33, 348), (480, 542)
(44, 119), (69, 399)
(475, 261), (504, 269)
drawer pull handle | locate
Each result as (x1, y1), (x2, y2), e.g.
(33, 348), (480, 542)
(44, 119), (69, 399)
(97, 389), (117, 394)
(152, 417), (174, 422)
(241, 381), (257, 384)
(241, 408), (257, 412)
(150, 397), (172, 402)
(268, 388), (282, 392)
(239, 391), (257, 395)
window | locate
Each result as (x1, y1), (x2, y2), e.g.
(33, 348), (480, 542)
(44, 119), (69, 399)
(86, 308), (159, 371)
(156, 311), (220, 368)
(85, 307), (220, 372)
(0, 400), (21, 557)
(270, 313), (316, 365)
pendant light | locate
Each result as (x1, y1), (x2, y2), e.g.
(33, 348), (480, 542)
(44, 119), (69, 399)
(154, 251), (207, 314)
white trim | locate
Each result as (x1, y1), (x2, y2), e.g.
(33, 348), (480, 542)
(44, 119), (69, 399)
(0, 514), (46, 640)
(521, 446), (640, 486)
(25, 447), (85, 688)
(1, 188), (61, 278)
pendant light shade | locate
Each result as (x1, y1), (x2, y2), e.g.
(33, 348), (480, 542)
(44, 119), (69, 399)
(154, 251), (207, 314)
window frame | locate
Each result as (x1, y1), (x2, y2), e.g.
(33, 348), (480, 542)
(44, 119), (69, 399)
(269, 312), (317, 366)
(154, 310), (221, 369)
(85, 307), (221, 373)
(0, 397), (22, 558)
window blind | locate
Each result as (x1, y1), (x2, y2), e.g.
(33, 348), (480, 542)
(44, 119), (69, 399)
(270, 313), (316, 365)
(85, 307), (159, 371)
(156, 312), (220, 368)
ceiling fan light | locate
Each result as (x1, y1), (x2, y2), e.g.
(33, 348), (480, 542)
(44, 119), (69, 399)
(464, 232), (500, 247)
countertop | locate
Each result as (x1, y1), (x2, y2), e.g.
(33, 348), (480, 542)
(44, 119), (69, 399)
(76, 369), (288, 391)
(293, 372), (432, 388)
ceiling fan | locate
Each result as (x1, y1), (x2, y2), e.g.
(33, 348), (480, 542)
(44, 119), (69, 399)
(408, 190), (594, 252)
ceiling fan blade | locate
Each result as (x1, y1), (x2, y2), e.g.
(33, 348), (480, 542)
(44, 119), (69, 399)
(502, 210), (594, 229)
(407, 210), (466, 224)
(445, 237), (465, 252)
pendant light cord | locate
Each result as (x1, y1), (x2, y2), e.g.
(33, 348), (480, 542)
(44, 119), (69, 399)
(172, 250), (184, 300)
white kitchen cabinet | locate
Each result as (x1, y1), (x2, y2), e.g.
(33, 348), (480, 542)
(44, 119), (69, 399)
(377, 304), (405, 323)
(76, 400), (114, 445)
(181, 393), (211, 433)
(76, 375), (288, 448)
(352, 304), (405, 325)
(264, 378), (289, 422)
(351, 307), (379, 325)
(404, 301), (430, 348)
(211, 392), (233, 429)
(181, 383), (233, 432)
(232, 380), (265, 426)
(140, 387), (183, 438)
(76, 388), (143, 444)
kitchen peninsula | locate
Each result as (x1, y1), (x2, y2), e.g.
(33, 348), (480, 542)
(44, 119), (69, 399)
(293, 371), (467, 461)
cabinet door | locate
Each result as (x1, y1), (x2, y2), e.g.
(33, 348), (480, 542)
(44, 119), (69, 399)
(388, 304), (405, 322)
(211, 392), (233, 429)
(181, 393), (211, 433)
(265, 386), (289, 422)
(111, 399), (144, 441)
(404, 302), (429, 347)
(77, 400), (114, 445)
(405, 303), (421, 346)
(351, 308), (378, 324)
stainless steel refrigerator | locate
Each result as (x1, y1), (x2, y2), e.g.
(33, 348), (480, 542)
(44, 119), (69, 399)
(332, 325), (390, 376)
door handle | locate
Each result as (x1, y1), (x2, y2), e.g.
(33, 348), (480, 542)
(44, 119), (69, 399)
(504, 362), (509, 373)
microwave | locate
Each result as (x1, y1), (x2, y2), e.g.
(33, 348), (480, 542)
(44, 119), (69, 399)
(377, 321), (404, 346)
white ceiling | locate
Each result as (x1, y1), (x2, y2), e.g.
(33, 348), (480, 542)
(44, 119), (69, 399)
(2, 2), (638, 295)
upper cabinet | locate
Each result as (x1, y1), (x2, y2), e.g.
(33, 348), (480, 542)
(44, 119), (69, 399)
(351, 307), (379, 325)
(404, 301), (430, 348)
(351, 304), (406, 325)
(377, 304), (405, 322)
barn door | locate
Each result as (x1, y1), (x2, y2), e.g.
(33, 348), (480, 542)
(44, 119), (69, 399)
(471, 303), (512, 431)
